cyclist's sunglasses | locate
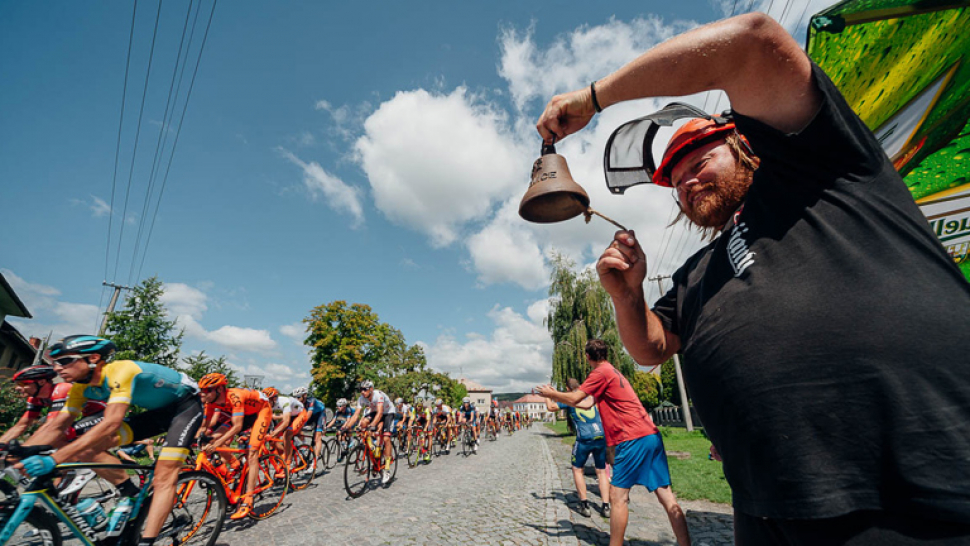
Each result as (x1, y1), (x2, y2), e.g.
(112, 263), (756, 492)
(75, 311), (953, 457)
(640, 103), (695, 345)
(360, 386), (372, 392)
(200, 387), (219, 394)
(52, 356), (87, 367)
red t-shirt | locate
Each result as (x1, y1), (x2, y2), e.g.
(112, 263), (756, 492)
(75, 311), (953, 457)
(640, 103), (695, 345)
(579, 361), (658, 446)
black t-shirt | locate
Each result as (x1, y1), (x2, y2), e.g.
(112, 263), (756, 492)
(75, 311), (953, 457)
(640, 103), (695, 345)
(652, 62), (970, 522)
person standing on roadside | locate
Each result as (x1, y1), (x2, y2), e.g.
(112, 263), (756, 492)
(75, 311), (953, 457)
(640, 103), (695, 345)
(544, 377), (612, 519)
(537, 339), (690, 546)
(536, 11), (970, 545)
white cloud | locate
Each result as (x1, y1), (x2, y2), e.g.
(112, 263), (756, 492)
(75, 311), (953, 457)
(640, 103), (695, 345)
(207, 325), (277, 352)
(279, 322), (305, 345)
(280, 149), (365, 228)
(424, 301), (553, 392)
(161, 283), (208, 320)
(1, 269), (100, 340)
(355, 87), (529, 247)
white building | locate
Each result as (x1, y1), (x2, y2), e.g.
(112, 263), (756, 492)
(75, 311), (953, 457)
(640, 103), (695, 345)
(459, 377), (492, 409)
(513, 394), (552, 422)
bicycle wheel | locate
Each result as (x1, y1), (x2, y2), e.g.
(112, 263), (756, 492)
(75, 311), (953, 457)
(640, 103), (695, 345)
(343, 445), (370, 498)
(461, 429), (472, 457)
(3, 508), (62, 546)
(327, 438), (342, 469)
(161, 470), (228, 546)
(486, 425), (496, 441)
(382, 442), (398, 486)
(289, 444), (316, 491)
(316, 439), (331, 474)
(248, 453), (288, 520)
(405, 433), (420, 468)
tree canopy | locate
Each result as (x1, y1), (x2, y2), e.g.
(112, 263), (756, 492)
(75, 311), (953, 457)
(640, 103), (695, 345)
(180, 351), (240, 387)
(546, 254), (636, 389)
(104, 276), (182, 368)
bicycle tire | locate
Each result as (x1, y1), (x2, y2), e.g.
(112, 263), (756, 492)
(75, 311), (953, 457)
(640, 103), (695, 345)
(486, 426), (497, 441)
(326, 438), (342, 469)
(343, 445), (370, 498)
(461, 429), (472, 457)
(248, 453), (288, 520)
(160, 470), (228, 546)
(3, 508), (62, 546)
(383, 442), (398, 486)
(315, 440), (330, 475)
(405, 433), (420, 468)
(289, 444), (316, 491)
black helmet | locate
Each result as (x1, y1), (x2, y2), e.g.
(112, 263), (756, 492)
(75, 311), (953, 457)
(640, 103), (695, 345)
(48, 335), (117, 361)
(11, 365), (57, 383)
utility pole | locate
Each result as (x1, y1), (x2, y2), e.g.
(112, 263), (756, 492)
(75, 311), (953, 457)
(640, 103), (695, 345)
(648, 275), (694, 431)
(99, 281), (132, 336)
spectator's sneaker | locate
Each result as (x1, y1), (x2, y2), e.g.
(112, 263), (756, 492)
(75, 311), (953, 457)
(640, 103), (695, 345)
(601, 503), (611, 518)
(578, 501), (591, 517)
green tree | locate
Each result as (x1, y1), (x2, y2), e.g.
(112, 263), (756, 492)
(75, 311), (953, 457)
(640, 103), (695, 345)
(378, 370), (464, 407)
(304, 301), (385, 404)
(104, 276), (182, 368)
(180, 351), (240, 387)
(357, 325), (427, 383)
(631, 370), (662, 410)
(546, 253), (636, 389)
(660, 358), (681, 406)
(0, 382), (27, 430)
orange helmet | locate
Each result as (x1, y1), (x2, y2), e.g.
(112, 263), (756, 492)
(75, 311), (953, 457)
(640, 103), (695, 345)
(199, 373), (227, 389)
(652, 117), (741, 188)
(262, 387), (279, 399)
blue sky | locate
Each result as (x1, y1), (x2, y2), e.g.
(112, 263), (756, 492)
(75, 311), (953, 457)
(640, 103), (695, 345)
(1, 0), (835, 392)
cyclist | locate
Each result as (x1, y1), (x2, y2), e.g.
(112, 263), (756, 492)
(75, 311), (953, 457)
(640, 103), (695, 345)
(488, 400), (501, 436)
(293, 386), (327, 460)
(1, 365), (106, 445)
(262, 387), (306, 471)
(198, 373), (273, 520)
(341, 380), (396, 484)
(410, 400), (434, 463)
(432, 398), (455, 449)
(456, 397), (480, 452)
(326, 398), (355, 462)
(17, 335), (203, 546)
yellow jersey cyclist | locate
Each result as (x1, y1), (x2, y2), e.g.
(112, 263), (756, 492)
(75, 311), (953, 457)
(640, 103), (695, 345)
(16, 335), (204, 546)
(262, 387), (307, 472)
(341, 380), (396, 484)
(456, 397), (480, 452)
(410, 400), (434, 463)
(432, 398), (455, 449)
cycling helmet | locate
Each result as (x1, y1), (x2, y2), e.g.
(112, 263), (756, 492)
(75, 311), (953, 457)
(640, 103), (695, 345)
(434, 398), (443, 406)
(198, 373), (227, 389)
(462, 397), (471, 404)
(11, 365), (57, 383)
(360, 380), (374, 389)
(262, 387), (279, 399)
(48, 335), (116, 362)
(394, 397), (403, 405)
(292, 387), (308, 397)
(336, 398), (348, 407)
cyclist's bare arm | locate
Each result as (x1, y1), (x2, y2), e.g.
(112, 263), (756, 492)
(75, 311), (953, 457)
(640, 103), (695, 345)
(35, 403), (127, 465)
(0, 413), (40, 444)
(208, 414), (245, 449)
(271, 411), (292, 437)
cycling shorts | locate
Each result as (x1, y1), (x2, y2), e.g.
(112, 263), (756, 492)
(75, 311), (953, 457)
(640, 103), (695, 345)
(66, 411), (104, 442)
(239, 406), (273, 452)
(119, 394), (204, 463)
(289, 410), (310, 433)
(379, 413), (395, 436)
(308, 410), (327, 433)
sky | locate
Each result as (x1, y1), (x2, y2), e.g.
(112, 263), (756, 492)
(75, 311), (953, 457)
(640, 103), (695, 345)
(1, 0), (838, 393)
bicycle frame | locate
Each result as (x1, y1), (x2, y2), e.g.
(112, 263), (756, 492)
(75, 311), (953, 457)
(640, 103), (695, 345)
(0, 462), (154, 546)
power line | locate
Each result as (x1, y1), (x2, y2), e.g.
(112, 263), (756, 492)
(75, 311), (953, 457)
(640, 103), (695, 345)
(128, 0), (197, 285)
(99, 0), (139, 329)
(137, 0), (219, 282)
(112, 0), (164, 282)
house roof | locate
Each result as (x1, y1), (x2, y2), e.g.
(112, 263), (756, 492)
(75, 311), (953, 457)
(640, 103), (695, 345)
(459, 377), (492, 392)
(0, 272), (31, 319)
(513, 394), (546, 404)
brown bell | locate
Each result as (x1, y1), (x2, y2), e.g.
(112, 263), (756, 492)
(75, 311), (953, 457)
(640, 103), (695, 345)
(519, 143), (590, 223)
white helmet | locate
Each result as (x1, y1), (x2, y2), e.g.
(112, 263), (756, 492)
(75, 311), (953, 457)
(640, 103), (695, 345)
(462, 397), (471, 404)
(360, 379), (374, 389)
(337, 398), (348, 407)
(394, 397), (403, 405)
(292, 387), (308, 397)
(435, 398), (443, 406)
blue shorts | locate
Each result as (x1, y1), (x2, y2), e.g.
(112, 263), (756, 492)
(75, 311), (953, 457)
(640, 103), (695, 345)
(119, 443), (147, 457)
(309, 410), (327, 432)
(610, 433), (671, 491)
(572, 437), (607, 469)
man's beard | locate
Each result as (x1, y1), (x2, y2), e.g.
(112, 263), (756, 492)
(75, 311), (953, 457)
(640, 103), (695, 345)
(683, 167), (753, 228)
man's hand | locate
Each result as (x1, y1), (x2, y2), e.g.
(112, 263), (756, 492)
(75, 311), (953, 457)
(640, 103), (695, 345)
(597, 230), (646, 299)
(20, 455), (56, 478)
(536, 87), (596, 144)
(534, 384), (559, 398)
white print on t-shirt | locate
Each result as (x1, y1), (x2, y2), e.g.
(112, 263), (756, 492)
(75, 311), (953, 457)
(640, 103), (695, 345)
(727, 222), (756, 277)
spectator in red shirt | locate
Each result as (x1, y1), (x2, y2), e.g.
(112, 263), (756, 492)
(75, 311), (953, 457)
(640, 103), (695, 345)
(537, 339), (690, 546)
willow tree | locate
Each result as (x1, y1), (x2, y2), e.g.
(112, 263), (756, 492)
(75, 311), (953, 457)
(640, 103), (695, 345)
(546, 253), (636, 389)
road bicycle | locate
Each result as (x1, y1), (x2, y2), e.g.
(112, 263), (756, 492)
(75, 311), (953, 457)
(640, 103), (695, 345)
(457, 424), (477, 457)
(485, 420), (499, 441)
(264, 435), (316, 491)
(404, 426), (433, 468)
(188, 437), (288, 520)
(296, 427), (330, 476)
(1, 443), (225, 546)
(343, 429), (397, 499)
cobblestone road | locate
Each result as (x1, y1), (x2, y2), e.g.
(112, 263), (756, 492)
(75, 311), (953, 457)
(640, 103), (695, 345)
(218, 428), (734, 545)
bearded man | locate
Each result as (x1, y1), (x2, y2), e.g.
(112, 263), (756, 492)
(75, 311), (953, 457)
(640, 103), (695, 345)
(537, 12), (970, 546)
